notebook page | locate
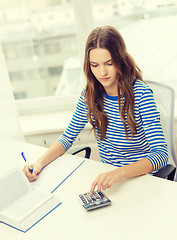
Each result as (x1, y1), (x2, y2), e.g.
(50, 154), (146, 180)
(0, 167), (31, 211)
(31, 153), (85, 193)
(1, 189), (53, 223)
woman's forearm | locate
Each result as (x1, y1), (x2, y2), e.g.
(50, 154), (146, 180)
(90, 157), (153, 194)
(121, 158), (153, 179)
(36, 141), (66, 169)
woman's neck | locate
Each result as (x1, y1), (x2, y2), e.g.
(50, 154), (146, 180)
(105, 88), (122, 96)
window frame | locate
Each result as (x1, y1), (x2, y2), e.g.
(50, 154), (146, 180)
(16, 93), (80, 115)
(11, 0), (94, 115)
(4, 0), (177, 118)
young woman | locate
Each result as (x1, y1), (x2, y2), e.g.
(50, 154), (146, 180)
(23, 26), (168, 195)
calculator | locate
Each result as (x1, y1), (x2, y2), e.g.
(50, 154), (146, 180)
(78, 191), (111, 211)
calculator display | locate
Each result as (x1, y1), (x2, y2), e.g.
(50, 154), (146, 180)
(78, 191), (111, 210)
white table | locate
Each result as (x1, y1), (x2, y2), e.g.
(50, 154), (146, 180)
(1, 137), (177, 240)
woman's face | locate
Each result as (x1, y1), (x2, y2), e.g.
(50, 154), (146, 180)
(89, 48), (118, 96)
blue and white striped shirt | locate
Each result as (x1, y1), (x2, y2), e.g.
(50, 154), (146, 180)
(57, 79), (168, 172)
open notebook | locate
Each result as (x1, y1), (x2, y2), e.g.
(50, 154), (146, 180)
(0, 167), (61, 232)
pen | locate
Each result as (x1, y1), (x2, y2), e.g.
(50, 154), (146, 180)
(21, 152), (33, 173)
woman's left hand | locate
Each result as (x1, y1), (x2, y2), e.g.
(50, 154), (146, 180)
(90, 168), (124, 195)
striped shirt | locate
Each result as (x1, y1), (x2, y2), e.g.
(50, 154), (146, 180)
(57, 79), (168, 172)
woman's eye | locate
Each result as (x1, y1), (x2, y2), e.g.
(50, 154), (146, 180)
(107, 63), (112, 66)
(91, 64), (98, 67)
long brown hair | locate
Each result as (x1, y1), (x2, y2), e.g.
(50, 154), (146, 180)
(83, 26), (143, 140)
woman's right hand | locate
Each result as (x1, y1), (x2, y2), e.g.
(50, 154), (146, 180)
(23, 161), (43, 182)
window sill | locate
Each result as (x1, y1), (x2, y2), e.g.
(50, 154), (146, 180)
(20, 110), (91, 137)
(19, 99), (177, 138)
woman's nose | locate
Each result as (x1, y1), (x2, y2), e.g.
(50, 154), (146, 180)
(100, 66), (108, 77)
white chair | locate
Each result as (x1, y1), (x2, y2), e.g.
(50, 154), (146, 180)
(146, 80), (177, 180)
(69, 81), (177, 181)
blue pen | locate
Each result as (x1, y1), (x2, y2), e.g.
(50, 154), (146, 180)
(21, 152), (33, 173)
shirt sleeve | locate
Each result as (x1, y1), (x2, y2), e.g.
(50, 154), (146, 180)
(57, 93), (88, 151)
(139, 87), (168, 171)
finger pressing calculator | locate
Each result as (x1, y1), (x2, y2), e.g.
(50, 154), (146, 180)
(78, 191), (111, 211)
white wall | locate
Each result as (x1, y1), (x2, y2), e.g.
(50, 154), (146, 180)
(0, 45), (24, 141)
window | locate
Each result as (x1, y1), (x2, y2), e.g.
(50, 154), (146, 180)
(9, 71), (24, 81)
(48, 66), (63, 76)
(0, 0), (177, 114)
(0, 0), (84, 101)
(91, 0), (177, 96)
(44, 43), (61, 55)
(14, 91), (27, 99)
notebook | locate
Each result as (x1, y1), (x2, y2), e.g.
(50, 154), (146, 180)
(0, 166), (61, 232)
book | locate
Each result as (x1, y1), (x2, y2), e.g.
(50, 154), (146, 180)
(0, 166), (61, 232)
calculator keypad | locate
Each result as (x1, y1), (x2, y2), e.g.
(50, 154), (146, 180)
(79, 191), (103, 205)
(78, 191), (111, 210)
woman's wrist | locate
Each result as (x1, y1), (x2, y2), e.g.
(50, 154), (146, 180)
(35, 158), (45, 171)
(117, 167), (127, 181)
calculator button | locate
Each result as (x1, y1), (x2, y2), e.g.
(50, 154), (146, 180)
(94, 192), (101, 199)
(80, 196), (85, 201)
(97, 192), (105, 198)
(91, 196), (96, 201)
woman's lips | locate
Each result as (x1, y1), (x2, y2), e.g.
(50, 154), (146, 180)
(100, 77), (110, 80)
